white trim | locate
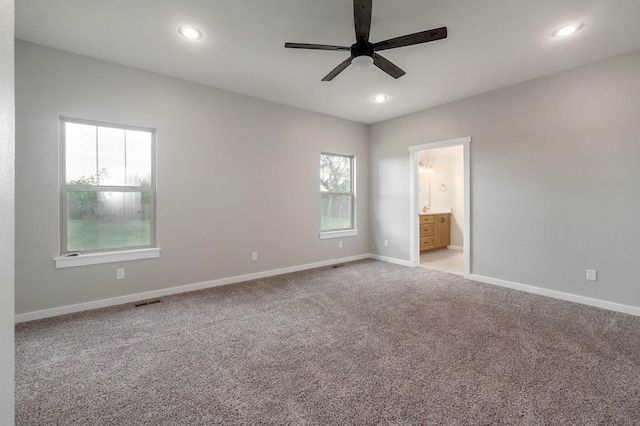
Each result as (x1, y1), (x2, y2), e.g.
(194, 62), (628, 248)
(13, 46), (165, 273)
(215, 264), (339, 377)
(368, 254), (412, 267)
(54, 248), (161, 268)
(16, 255), (640, 322)
(447, 245), (464, 251)
(408, 137), (471, 153)
(470, 274), (640, 317)
(319, 229), (358, 239)
(409, 137), (471, 278)
(18, 254), (369, 323)
(59, 116), (157, 256)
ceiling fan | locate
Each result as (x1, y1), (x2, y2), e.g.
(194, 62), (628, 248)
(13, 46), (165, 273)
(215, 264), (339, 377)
(285, 0), (447, 81)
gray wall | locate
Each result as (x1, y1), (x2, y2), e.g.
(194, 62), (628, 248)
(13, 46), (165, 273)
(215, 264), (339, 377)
(1, 0), (15, 423)
(15, 39), (640, 318)
(370, 49), (640, 309)
(15, 41), (369, 315)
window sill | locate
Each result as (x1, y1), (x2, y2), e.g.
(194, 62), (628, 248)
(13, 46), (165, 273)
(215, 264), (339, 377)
(54, 248), (161, 269)
(319, 229), (358, 240)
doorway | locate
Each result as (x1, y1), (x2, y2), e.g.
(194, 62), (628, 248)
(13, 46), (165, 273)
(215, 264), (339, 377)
(408, 137), (471, 278)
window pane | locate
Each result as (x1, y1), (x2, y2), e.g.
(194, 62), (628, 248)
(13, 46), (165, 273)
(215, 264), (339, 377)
(62, 118), (155, 254)
(65, 122), (97, 184)
(98, 127), (126, 186)
(125, 130), (152, 186)
(321, 194), (352, 231)
(66, 191), (151, 252)
(320, 154), (351, 193)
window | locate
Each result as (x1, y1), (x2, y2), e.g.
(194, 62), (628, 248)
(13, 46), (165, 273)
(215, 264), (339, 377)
(320, 153), (357, 238)
(60, 117), (156, 258)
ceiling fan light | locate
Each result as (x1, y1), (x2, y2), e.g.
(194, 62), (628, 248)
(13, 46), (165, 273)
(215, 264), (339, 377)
(352, 55), (374, 70)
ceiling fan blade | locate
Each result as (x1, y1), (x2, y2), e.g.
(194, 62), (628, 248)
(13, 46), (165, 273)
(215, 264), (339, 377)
(374, 27), (447, 51)
(353, 0), (372, 44)
(322, 56), (354, 81)
(373, 53), (405, 79)
(285, 43), (350, 51)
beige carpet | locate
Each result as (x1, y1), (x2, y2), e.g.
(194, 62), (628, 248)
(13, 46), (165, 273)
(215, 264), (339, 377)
(15, 259), (640, 424)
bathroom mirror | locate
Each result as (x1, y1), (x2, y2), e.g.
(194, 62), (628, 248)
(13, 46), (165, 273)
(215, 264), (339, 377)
(418, 152), (432, 210)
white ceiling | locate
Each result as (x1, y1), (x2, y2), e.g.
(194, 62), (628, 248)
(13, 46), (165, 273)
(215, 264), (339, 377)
(15, 0), (640, 124)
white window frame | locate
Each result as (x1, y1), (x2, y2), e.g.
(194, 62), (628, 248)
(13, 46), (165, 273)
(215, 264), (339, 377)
(54, 117), (160, 268)
(319, 152), (358, 239)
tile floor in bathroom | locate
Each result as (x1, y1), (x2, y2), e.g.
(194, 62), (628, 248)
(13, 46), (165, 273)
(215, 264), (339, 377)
(419, 248), (464, 275)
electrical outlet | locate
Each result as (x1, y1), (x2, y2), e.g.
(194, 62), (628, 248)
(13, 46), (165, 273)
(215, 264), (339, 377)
(338, 241), (343, 249)
(384, 240), (388, 247)
(586, 269), (597, 281)
(252, 252), (258, 261)
(116, 268), (125, 280)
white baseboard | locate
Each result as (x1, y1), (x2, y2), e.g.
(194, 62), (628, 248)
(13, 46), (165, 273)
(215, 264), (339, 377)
(14, 254), (370, 323)
(469, 274), (640, 317)
(447, 245), (463, 251)
(368, 254), (413, 267)
(16, 255), (640, 322)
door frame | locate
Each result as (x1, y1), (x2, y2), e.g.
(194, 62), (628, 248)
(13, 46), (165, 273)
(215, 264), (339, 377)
(408, 136), (471, 277)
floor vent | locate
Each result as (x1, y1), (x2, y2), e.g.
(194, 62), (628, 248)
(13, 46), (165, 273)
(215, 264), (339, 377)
(134, 299), (162, 308)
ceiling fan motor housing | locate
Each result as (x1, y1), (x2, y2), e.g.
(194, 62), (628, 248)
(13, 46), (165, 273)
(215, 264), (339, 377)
(351, 42), (374, 59)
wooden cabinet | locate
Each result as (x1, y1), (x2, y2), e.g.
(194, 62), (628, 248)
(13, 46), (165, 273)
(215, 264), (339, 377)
(419, 214), (450, 252)
(419, 215), (435, 251)
(434, 214), (451, 249)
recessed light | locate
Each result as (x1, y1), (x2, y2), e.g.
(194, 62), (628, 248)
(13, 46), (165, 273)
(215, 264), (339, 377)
(552, 23), (583, 38)
(178, 25), (203, 40)
(372, 95), (388, 103)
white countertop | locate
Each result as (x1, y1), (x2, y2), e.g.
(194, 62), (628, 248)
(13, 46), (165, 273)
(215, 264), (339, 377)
(418, 208), (452, 215)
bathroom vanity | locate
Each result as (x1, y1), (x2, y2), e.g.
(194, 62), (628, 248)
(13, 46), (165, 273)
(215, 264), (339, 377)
(419, 213), (451, 252)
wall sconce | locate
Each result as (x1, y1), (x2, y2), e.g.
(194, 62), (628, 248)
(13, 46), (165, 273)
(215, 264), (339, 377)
(419, 162), (433, 174)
